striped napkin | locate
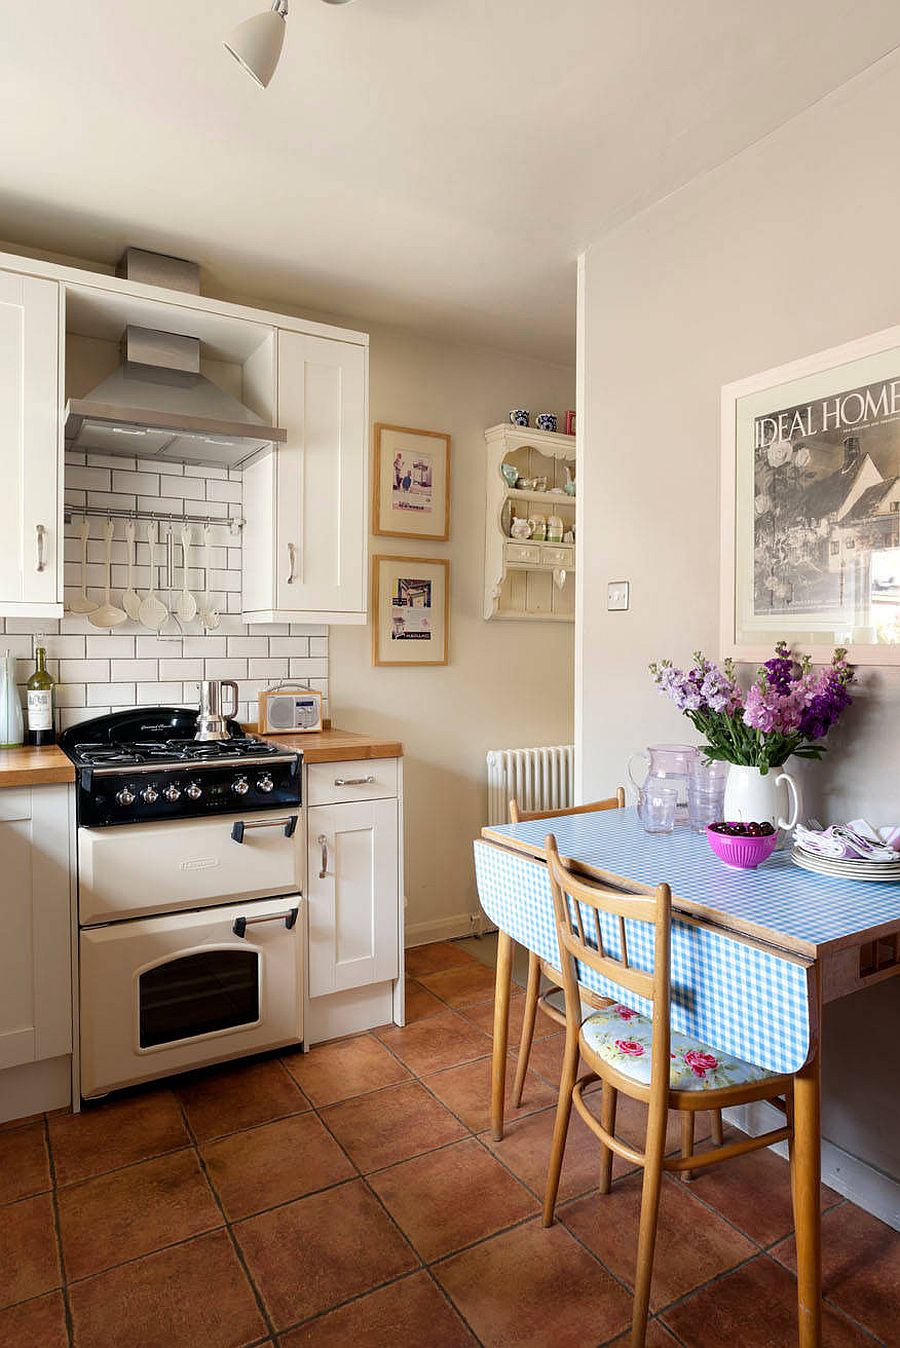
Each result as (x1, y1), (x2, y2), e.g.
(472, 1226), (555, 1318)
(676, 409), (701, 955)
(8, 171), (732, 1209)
(794, 819), (900, 862)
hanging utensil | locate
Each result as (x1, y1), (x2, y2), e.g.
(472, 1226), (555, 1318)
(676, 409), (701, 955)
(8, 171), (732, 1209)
(69, 516), (97, 614)
(176, 523), (198, 622)
(122, 518), (142, 622)
(138, 523), (168, 631)
(197, 525), (220, 631)
(89, 519), (128, 628)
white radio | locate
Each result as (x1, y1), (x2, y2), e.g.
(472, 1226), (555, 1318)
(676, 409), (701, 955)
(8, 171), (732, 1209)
(257, 686), (323, 735)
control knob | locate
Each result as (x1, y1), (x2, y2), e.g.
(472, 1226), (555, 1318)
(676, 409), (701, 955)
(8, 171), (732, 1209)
(257, 774), (274, 793)
(141, 785), (159, 804)
(116, 786), (136, 806)
(164, 783), (181, 802)
(185, 782), (203, 801)
(232, 776), (250, 796)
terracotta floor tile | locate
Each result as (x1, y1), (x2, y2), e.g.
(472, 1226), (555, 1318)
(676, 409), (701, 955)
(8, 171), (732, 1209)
(281, 1271), (477, 1347)
(560, 1171), (755, 1311)
(687, 1137), (841, 1246)
(461, 995), (561, 1043)
(434, 1218), (632, 1347)
(423, 1054), (557, 1133)
(0, 1121), (50, 1205)
(607, 1321), (679, 1346)
(234, 1178), (417, 1329)
(369, 1137), (538, 1260)
(49, 1088), (189, 1185)
(613, 1093), (714, 1154)
(68, 1228), (266, 1348)
(481, 1099), (636, 1203)
(662, 1253), (875, 1347)
(322, 1080), (467, 1172)
(511, 1032), (582, 1088)
(0, 1291), (68, 1348)
(282, 1033), (410, 1107)
(0, 1194), (61, 1309)
(374, 1008), (492, 1075)
(406, 941), (478, 977)
(202, 1111), (354, 1220)
(58, 1148), (223, 1281)
(177, 1057), (309, 1140)
(771, 1201), (900, 1342)
(405, 978), (447, 1022)
(418, 961), (511, 1008)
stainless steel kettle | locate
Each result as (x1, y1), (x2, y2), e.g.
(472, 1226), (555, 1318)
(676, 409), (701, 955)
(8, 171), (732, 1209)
(195, 679), (239, 741)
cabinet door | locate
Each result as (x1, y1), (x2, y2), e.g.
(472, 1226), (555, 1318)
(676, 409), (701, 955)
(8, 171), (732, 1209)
(0, 272), (62, 615)
(0, 786), (72, 1071)
(307, 798), (399, 997)
(275, 330), (367, 617)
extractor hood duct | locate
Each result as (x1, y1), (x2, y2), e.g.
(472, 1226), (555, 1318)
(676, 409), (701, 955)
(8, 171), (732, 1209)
(64, 251), (286, 468)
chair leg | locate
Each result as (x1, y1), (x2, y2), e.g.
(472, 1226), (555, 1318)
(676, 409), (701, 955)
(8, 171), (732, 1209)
(542, 1027), (580, 1227)
(512, 950), (542, 1108)
(599, 1083), (617, 1195)
(680, 1110), (695, 1183)
(711, 1109), (724, 1145)
(630, 1094), (668, 1348)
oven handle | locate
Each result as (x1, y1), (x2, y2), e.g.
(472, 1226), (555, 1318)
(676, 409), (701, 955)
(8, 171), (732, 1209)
(231, 815), (298, 845)
(233, 906), (299, 938)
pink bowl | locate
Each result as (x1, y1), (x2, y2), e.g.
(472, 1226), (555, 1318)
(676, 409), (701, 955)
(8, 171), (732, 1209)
(706, 824), (778, 870)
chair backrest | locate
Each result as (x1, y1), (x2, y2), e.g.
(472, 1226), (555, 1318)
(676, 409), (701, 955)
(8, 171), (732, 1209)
(508, 787), (625, 825)
(545, 834), (673, 1085)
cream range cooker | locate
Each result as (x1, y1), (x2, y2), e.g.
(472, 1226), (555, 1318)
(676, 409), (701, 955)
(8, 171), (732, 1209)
(60, 707), (304, 1099)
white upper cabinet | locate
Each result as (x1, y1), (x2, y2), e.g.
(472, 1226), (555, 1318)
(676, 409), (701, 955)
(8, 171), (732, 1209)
(242, 330), (368, 624)
(0, 272), (63, 617)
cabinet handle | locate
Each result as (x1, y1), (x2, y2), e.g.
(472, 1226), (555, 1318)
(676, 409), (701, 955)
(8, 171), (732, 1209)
(231, 815), (298, 844)
(286, 542), (297, 584)
(334, 775), (375, 787)
(35, 524), (47, 573)
(317, 833), (329, 879)
(233, 906), (299, 938)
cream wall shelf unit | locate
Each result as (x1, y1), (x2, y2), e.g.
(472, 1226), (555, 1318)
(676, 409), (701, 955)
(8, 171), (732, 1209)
(483, 423), (576, 622)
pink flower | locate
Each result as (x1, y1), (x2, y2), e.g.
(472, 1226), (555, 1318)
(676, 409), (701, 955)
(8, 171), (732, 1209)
(616, 1039), (645, 1057)
(614, 1005), (638, 1021)
(684, 1049), (718, 1078)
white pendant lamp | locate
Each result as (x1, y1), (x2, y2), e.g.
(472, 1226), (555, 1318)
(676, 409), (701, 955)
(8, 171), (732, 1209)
(224, 0), (289, 89)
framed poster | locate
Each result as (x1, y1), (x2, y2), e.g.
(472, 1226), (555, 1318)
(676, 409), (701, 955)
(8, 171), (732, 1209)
(721, 324), (900, 665)
(373, 423), (451, 541)
(372, 554), (450, 666)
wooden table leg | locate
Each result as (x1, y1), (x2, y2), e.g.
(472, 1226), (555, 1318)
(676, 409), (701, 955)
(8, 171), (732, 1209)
(793, 1045), (822, 1347)
(491, 929), (513, 1141)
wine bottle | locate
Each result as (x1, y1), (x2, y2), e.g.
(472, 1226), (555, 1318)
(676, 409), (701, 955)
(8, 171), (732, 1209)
(26, 645), (55, 747)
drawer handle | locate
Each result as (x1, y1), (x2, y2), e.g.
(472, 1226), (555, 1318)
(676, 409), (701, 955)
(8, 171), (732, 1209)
(233, 906), (299, 938)
(333, 775), (375, 787)
(231, 815), (298, 844)
(317, 833), (328, 879)
(35, 524), (47, 573)
(286, 542), (297, 584)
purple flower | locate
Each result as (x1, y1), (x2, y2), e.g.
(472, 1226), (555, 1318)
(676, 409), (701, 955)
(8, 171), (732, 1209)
(762, 641), (797, 696)
(743, 683), (806, 735)
(798, 663), (853, 741)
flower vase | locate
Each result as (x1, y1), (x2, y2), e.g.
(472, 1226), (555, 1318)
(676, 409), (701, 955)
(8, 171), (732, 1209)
(722, 764), (801, 832)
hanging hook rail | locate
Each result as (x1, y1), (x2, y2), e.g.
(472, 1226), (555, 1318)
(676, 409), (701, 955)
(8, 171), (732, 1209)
(63, 504), (244, 535)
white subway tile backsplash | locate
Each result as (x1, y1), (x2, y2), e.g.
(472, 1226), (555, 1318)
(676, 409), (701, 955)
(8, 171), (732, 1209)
(86, 634), (136, 658)
(66, 465), (112, 491)
(206, 478), (242, 504)
(309, 636), (328, 658)
(266, 637), (308, 658)
(226, 636), (269, 657)
(204, 658), (248, 680)
(248, 658), (289, 680)
(111, 659), (159, 681)
(184, 462), (226, 479)
(289, 657), (328, 680)
(136, 682), (184, 704)
(158, 658), (204, 682)
(60, 658), (110, 683)
(181, 635), (227, 657)
(88, 682), (134, 706)
(59, 708), (99, 730)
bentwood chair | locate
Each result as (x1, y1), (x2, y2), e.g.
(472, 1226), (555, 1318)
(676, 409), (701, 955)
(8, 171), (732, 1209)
(507, 794), (723, 1169)
(542, 836), (796, 1348)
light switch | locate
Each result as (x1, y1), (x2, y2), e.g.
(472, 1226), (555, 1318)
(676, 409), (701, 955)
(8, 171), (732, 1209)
(607, 580), (630, 611)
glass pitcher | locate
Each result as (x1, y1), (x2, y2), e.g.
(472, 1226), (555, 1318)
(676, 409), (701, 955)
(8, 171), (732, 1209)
(628, 744), (699, 826)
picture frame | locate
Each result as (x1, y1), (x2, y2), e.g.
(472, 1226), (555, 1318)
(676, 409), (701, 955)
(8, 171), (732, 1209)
(372, 423), (451, 541)
(721, 323), (900, 666)
(371, 554), (450, 666)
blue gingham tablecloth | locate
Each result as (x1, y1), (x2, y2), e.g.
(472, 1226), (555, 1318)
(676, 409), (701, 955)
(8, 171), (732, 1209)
(474, 839), (814, 1075)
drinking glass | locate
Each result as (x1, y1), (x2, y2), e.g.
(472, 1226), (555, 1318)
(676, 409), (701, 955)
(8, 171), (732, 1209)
(688, 760), (728, 833)
(641, 785), (678, 834)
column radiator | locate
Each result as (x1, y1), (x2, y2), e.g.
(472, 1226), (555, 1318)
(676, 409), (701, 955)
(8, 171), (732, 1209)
(486, 745), (575, 825)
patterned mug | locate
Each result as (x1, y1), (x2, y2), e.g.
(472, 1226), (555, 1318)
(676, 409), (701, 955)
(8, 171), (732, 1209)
(508, 409), (530, 427)
(535, 412), (558, 433)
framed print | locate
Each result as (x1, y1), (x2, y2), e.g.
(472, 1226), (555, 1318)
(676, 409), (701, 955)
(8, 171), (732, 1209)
(372, 554), (450, 666)
(721, 323), (900, 666)
(373, 423), (451, 541)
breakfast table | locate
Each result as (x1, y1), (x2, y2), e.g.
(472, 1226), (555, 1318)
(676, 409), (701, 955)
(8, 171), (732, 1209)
(474, 808), (900, 1348)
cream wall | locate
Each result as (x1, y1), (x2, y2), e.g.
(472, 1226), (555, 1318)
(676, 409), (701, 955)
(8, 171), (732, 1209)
(331, 327), (575, 943)
(577, 55), (900, 1212)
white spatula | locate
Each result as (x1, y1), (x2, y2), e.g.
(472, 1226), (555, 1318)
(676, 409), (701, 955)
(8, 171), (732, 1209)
(176, 524), (197, 622)
(69, 516), (98, 614)
(122, 519), (142, 622)
(89, 519), (128, 628)
(138, 523), (168, 631)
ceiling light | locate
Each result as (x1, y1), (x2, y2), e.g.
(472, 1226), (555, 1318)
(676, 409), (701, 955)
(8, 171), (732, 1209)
(224, 0), (289, 89)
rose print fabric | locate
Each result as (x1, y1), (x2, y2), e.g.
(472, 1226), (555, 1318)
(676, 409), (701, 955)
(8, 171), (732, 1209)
(580, 1004), (777, 1091)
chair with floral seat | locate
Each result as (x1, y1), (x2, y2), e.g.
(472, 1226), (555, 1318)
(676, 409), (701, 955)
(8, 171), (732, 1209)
(541, 834), (796, 1348)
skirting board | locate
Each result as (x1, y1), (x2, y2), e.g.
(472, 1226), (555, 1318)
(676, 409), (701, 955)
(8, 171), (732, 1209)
(405, 911), (494, 947)
(726, 1102), (900, 1231)
(0, 1055), (72, 1126)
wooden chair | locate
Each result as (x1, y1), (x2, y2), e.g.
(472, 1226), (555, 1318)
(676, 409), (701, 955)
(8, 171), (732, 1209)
(507, 793), (723, 1168)
(542, 836), (796, 1348)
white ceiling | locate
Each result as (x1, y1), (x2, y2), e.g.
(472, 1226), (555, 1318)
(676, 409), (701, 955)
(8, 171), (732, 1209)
(1, 1), (898, 362)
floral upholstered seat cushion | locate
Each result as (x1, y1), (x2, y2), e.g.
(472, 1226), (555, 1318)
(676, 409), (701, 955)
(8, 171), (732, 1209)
(581, 1003), (777, 1091)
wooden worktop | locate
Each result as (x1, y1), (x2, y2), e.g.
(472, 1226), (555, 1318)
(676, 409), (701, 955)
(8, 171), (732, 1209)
(256, 727), (404, 764)
(0, 745), (75, 787)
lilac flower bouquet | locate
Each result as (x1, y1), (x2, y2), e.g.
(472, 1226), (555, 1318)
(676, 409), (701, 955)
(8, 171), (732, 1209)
(649, 643), (855, 773)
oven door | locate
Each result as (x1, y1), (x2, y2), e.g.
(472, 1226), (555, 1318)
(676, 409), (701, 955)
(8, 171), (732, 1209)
(79, 895), (303, 1098)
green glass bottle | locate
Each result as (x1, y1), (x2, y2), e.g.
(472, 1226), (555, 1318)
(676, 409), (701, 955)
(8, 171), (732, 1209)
(26, 645), (55, 746)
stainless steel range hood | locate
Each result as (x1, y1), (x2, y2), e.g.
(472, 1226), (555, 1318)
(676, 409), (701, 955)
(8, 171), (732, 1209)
(64, 251), (287, 468)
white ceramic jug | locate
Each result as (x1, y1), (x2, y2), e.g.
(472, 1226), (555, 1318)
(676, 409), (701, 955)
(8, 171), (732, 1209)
(722, 764), (801, 831)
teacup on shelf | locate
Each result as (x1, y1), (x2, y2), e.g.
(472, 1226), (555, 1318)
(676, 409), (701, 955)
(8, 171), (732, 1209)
(508, 409), (530, 427)
(536, 412), (558, 433)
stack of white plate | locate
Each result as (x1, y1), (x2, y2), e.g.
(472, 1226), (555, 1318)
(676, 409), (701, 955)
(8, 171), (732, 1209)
(791, 847), (900, 883)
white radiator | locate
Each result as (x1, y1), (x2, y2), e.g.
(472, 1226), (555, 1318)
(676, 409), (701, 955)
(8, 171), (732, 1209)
(486, 744), (575, 825)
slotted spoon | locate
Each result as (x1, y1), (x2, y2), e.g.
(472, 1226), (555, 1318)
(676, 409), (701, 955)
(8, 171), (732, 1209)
(176, 524), (197, 622)
(89, 519), (128, 628)
(69, 516), (97, 614)
(138, 523), (168, 631)
(122, 519), (142, 622)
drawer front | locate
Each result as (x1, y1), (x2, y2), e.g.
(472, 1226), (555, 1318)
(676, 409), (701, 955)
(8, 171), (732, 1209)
(541, 544), (575, 567)
(306, 757), (398, 805)
(505, 542), (542, 565)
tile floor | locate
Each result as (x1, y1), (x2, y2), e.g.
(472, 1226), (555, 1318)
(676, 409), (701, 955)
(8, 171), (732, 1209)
(2, 939), (897, 1347)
